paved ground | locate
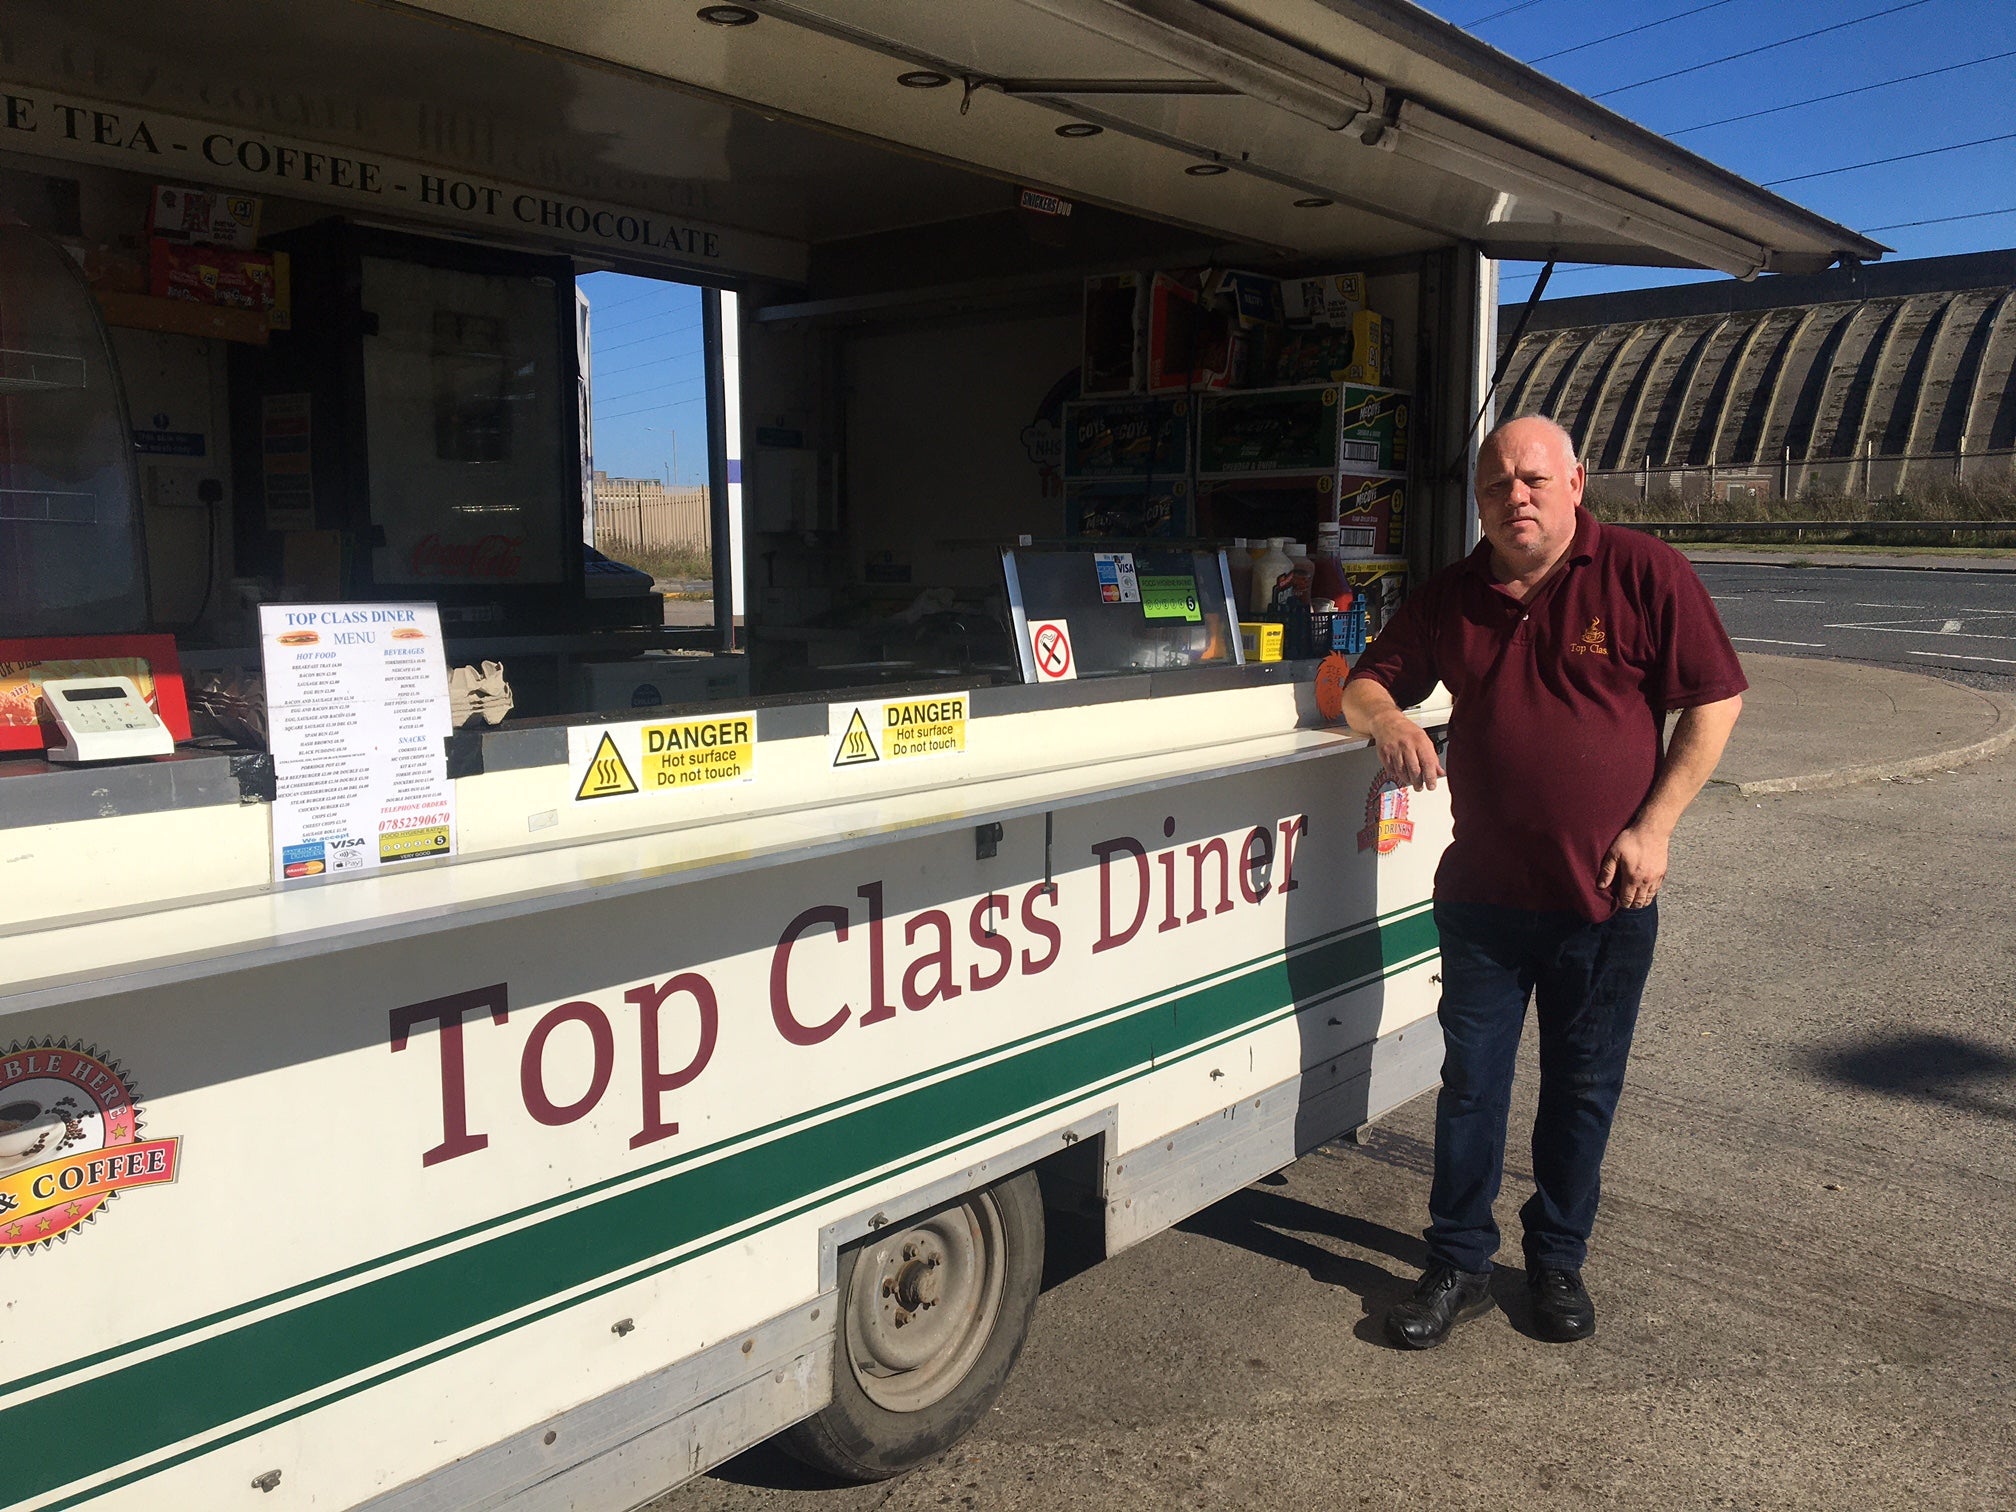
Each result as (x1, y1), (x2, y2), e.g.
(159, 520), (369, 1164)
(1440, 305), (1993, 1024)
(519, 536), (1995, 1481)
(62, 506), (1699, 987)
(1693, 563), (2016, 688)
(1683, 547), (2016, 575)
(1714, 654), (2015, 793)
(654, 724), (2016, 1512)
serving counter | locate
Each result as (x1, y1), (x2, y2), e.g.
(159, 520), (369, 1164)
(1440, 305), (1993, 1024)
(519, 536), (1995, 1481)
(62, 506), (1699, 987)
(0, 660), (1451, 1011)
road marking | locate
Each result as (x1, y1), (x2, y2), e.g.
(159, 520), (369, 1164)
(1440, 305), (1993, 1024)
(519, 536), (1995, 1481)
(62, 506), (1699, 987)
(1824, 620), (2016, 641)
(1732, 636), (1825, 647)
(1910, 650), (2016, 666)
(1772, 598), (1827, 604)
(1853, 602), (1925, 608)
(1941, 619), (1965, 633)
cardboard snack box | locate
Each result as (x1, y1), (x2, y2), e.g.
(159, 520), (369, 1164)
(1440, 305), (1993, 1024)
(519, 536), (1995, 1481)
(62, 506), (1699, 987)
(149, 239), (278, 311)
(1197, 385), (1341, 474)
(1063, 396), (1191, 480)
(1081, 272), (1148, 396)
(1195, 472), (1333, 541)
(1281, 272), (1366, 326)
(1064, 478), (1190, 539)
(1336, 385), (1410, 473)
(1336, 474), (1407, 556)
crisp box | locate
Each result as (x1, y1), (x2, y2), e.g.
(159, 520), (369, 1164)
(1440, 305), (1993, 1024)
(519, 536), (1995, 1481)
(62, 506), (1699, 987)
(1063, 396), (1191, 480)
(1064, 478), (1190, 538)
(1197, 386), (1340, 474)
(1281, 272), (1366, 326)
(1336, 475), (1407, 557)
(149, 240), (279, 311)
(1336, 385), (1410, 473)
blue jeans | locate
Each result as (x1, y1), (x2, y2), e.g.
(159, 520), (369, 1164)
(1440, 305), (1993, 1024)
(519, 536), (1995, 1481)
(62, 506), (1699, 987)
(1425, 898), (1659, 1275)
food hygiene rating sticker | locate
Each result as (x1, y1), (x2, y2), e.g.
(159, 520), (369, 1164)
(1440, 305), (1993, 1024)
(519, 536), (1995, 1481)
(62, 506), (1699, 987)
(829, 693), (969, 768)
(1, 1040), (181, 1255)
(568, 713), (759, 801)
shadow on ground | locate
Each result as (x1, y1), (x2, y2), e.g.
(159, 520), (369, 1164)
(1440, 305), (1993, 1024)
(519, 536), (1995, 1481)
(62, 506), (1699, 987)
(1807, 1029), (2016, 1123)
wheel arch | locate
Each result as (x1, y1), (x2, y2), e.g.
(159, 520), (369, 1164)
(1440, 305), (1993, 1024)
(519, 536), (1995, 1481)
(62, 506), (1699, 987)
(813, 1108), (1116, 1295)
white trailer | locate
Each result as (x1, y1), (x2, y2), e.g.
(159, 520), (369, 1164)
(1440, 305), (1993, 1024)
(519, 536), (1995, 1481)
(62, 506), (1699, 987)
(0, 4), (1877, 1509)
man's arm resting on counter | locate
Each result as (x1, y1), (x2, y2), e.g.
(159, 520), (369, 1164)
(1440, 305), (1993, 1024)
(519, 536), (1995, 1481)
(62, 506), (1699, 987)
(1599, 693), (1744, 909)
(1339, 676), (1444, 791)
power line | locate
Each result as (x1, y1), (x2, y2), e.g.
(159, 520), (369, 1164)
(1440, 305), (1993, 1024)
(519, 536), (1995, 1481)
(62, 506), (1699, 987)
(591, 317), (706, 357)
(590, 351), (703, 385)
(1531, 0), (1739, 65)
(578, 285), (669, 316)
(1593, 0), (1938, 99)
(1862, 203), (2016, 233)
(1668, 49), (2016, 136)
(582, 298), (702, 337)
(1460, 0), (1556, 28)
(591, 371), (709, 407)
(586, 307), (703, 342)
(1499, 262), (1600, 285)
(595, 394), (707, 425)
(1764, 128), (2016, 187)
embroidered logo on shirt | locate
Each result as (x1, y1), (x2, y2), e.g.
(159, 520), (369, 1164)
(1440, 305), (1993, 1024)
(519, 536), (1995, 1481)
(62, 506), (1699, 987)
(1571, 617), (1609, 656)
(1358, 774), (1415, 855)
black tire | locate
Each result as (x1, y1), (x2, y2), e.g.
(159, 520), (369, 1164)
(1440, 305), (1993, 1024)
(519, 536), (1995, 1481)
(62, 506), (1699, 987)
(779, 1168), (1046, 1482)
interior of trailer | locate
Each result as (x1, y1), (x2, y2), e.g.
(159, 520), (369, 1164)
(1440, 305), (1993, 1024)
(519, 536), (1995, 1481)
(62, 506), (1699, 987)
(0, 0), (1496, 765)
(0, 0), (1875, 774)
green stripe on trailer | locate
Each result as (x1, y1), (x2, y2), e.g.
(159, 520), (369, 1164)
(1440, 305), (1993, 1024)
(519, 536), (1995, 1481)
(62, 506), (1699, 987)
(0, 907), (1437, 1509)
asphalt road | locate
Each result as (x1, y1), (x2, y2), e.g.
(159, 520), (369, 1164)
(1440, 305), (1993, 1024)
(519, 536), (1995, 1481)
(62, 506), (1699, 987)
(1692, 563), (2016, 686)
(657, 753), (2016, 1512)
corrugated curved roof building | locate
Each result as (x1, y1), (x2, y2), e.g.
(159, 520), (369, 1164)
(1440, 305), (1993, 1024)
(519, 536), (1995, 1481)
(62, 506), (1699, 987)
(1494, 249), (2016, 502)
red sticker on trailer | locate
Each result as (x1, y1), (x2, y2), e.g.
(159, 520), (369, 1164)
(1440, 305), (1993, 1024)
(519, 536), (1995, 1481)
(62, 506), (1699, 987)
(1357, 775), (1415, 855)
(0, 1042), (180, 1254)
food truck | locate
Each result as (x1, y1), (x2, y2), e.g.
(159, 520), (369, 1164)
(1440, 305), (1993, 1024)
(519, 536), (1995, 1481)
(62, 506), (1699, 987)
(0, 4), (1878, 1508)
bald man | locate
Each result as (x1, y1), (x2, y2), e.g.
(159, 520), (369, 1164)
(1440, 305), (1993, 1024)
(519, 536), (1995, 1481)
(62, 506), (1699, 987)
(1341, 416), (1745, 1349)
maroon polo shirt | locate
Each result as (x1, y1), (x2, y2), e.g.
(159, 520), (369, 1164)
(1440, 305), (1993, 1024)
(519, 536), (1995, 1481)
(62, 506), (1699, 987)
(1348, 506), (1746, 922)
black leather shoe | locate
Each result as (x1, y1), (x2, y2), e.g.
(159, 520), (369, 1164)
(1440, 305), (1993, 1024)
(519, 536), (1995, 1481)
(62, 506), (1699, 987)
(1384, 1264), (1495, 1349)
(1528, 1266), (1596, 1342)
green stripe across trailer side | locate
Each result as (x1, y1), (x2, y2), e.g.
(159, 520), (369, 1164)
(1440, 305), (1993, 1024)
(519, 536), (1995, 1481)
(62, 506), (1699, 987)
(1, 906), (1439, 1510)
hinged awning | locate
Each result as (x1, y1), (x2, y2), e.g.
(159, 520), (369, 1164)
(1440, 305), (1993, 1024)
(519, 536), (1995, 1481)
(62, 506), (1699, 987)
(0, 0), (1886, 281)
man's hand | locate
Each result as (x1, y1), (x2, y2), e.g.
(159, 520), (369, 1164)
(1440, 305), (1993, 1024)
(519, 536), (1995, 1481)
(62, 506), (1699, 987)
(1370, 711), (1443, 792)
(1597, 694), (1742, 910)
(1598, 822), (1669, 910)
(1339, 676), (1444, 791)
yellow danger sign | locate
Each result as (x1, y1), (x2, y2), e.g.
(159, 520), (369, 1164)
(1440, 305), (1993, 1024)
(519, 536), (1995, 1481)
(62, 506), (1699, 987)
(833, 707), (879, 766)
(882, 694), (967, 759)
(830, 692), (969, 768)
(642, 714), (756, 788)
(575, 731), (640, 800)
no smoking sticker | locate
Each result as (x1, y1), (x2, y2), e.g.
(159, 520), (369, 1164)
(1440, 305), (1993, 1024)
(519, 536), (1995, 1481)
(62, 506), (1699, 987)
(1028, 619), (1076, 682)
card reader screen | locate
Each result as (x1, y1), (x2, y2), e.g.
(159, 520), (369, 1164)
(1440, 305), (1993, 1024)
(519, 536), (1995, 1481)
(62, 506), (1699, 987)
(63, 686), (128, 701)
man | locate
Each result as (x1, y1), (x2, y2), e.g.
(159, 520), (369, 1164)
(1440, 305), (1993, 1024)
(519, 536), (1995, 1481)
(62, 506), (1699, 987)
(1340, 415), (1744, 1349)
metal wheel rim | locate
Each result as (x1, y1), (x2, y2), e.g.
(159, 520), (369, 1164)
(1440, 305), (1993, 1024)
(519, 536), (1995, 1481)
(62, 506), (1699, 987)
(843, 1191), (1008, 1412)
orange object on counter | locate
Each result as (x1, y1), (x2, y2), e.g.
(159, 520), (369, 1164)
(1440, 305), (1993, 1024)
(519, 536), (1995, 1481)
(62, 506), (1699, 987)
(1313, 652), (1354, 724)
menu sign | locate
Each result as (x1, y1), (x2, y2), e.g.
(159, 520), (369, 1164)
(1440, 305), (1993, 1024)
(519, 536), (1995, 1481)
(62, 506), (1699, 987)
(259, 602), (456, 884)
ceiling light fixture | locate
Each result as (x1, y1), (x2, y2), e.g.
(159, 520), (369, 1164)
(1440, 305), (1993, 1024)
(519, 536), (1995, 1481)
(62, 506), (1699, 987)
(697, 5), (758, 24)
(1185, 163), (1229, 176)
(1056, 122), (1103, 138)
(1293, 196), (1334, 207)
(897, 70), (952, 88)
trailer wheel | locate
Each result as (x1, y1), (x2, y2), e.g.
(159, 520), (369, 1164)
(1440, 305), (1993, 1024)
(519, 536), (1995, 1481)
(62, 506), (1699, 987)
(781, 1168), (1045, 1481)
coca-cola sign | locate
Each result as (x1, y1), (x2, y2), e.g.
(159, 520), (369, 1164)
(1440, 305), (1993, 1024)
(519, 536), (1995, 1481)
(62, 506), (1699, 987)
(407, 534), (526, 580)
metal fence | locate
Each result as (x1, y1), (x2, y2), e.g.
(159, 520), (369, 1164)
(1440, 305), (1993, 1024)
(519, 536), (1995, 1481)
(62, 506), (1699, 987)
(1625, 519), (2016, 542)
(1585, 446), (2016, 508)
(592, 485), (711, 560)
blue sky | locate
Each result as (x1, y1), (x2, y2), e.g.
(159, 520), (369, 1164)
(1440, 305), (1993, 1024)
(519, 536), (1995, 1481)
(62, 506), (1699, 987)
(1412, 0), (2016, 302)
(577, 271), (706, 486)
(582, 2), (2016, 475)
